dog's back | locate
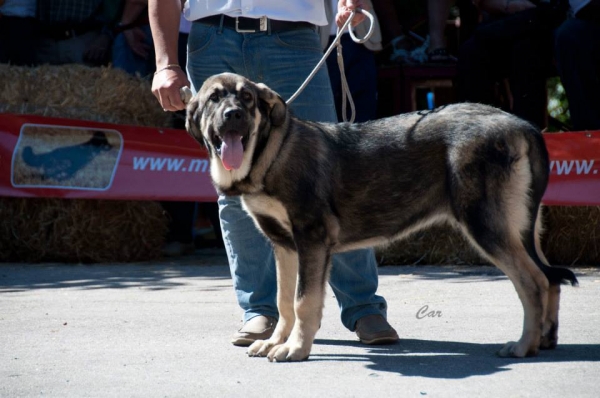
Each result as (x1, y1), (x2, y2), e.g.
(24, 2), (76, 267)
(282, 105), (540, 244)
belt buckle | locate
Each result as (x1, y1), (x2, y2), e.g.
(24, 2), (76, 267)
(235, 16), (267, 33)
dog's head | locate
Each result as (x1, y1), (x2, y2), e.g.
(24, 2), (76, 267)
(186, 73), (286, 186)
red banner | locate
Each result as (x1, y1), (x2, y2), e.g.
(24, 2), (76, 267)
(1, 113), (599, 205)
(544, 130), (600, 206)
(0, 113), (217, 202)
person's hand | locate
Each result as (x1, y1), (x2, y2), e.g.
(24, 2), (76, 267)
(336, 0), (369, 29)
(83, 32), (111, 65)
(124, 27), (151, 58)
(151, 67), (190, 112)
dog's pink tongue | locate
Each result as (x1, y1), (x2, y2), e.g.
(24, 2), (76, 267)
(221, 133), (244, 170)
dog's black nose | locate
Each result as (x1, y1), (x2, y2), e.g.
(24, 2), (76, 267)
(224, 108), (242, 120)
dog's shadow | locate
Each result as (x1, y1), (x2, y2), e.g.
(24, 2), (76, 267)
(312, 338), (600, 378)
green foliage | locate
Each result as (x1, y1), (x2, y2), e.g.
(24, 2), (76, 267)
(547, 77), (571, 131)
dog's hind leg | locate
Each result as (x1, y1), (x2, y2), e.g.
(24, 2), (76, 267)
(454, 165), (550, 359)
(247, 245), (298, 357)
(266, 241), (330, 362)
(492, 248), (549, 358)
(452, 125), (576, 356)
(540, 283), (561, 350)
(460, 219), (549, 358)
(526, 130), (577, 348)
(534, 209), (561, 350)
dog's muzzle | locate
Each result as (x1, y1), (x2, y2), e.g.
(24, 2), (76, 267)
(216, 107), (247, 171)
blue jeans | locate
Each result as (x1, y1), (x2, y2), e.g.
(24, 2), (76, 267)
(186, 21), (387, 331)
(112, 25), (155, 78)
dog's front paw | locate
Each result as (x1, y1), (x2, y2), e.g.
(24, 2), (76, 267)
(497, 341), (539, 358)
(266, 343), (310, 362)
(247, 339), (277, 357)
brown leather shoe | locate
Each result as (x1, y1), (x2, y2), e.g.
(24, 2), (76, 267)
(355, 314), (399, 345)
(231, 315), (277, 347)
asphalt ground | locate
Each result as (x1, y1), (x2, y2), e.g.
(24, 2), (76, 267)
(1, 249), (599, 397)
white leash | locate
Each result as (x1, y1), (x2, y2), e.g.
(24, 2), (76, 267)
(180, 10), (375, 123)
(286, 8), (375, 123)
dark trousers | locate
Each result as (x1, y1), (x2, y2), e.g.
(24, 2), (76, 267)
(326, 34), (378, 123)
(457, 12), (556, 128)
(162, 201), (196, 244)
(0, 16), (38, 65)
(555, 17), (600, 130)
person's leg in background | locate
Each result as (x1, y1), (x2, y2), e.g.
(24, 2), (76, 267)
(458, 27), (509, 108)
(508, 36), (553, 129)
(554, 17), (600, 130)
(372, 0), (415, 64)
(112, 24), (156, 77)
(458, 36), (494, 105)
(161, 201), (197, 256)
(427, 0), (454, 62)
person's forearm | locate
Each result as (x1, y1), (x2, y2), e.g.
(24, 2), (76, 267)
(148, 0), (183, 69)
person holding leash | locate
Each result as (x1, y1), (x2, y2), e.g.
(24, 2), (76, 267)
(149, 0), (398, 346)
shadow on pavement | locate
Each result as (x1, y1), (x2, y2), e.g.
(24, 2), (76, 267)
(378, 265), (508, 283)
(312, 338), (600, 378)
(0, 262), (232, 292)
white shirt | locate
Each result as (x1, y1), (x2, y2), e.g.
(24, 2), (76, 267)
(183, 0), (328, 26)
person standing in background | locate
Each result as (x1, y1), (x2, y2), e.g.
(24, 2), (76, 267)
(554, 0), (600, 130)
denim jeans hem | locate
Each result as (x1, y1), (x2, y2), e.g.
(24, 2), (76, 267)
(243, 310), (280, 324)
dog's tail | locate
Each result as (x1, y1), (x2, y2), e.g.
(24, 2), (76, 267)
(22, 146), (42, 167)
(523, 126), (578, 287)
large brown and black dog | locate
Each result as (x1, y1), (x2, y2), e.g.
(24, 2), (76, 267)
(186, 72), (577, 362)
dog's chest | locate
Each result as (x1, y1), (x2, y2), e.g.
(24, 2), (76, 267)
(242, 194), (293, 241)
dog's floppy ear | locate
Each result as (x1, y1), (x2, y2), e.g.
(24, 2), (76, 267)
(185, 94), (203, 143)
(255, 82), (287, 127)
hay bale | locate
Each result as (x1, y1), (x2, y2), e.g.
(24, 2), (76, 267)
(542, 206), (600, 266)
(0, 197), (168, 263)
(0, 64), (171, 127)
(376, 225), (482, 266)
(378, 206), (600, 266)
(0, 64), (173, 263)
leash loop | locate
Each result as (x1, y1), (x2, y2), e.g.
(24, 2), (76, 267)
(286, 8), (375, 123)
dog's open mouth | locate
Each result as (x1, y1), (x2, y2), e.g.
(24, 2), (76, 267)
(217, 131), (246, 171)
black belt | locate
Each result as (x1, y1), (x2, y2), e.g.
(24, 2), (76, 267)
(196, 15), (315, 33)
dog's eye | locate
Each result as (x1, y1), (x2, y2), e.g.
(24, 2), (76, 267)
(241, 91), (252, 102)
(209, 92), (219, 102)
